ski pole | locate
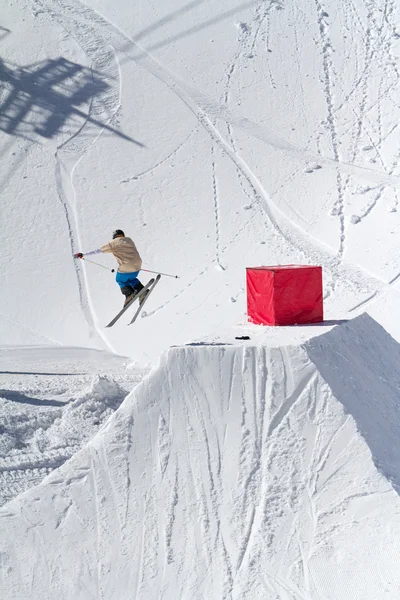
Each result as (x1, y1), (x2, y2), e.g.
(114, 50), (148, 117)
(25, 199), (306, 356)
(141, 268), (179, 279)
(79, 258), (178, 278)
(82, 257), (115, 273)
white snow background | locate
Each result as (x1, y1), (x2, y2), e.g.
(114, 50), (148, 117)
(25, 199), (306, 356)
(1, 0), (400, 598)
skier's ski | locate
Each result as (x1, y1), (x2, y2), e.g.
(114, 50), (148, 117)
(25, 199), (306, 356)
(128, 274), (161, 325)
(106, 278), (155, 328)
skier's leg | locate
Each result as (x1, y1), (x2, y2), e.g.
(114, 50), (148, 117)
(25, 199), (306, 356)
(124, 272), (143, 294)
(120, 286), (133, 298)
(124, 273), (150, 306)
(131, 280), (144, 294)
(116, 272), (137, 306)
(116, 272), (130, 293)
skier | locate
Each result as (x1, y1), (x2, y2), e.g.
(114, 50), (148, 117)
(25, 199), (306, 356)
(74, 230), (147, 307)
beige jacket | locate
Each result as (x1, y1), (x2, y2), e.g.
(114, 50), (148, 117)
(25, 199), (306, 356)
(100, 237), (142, 273)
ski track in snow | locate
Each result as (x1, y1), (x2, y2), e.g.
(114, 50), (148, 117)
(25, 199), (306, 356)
(32, 0), (400, 326)
(314, 0), (346, 261)
(34, 0), (131, 352)
(210, 144), (224, 270)
(349, 268), (400, 313)
(120, 126), (197, 184)
(257, 0), (400, 305)
(339, 0), (399, 225)
(218, 12), (273, 267)
(88, 454), (103, 598)
(0, 311), (62, 346)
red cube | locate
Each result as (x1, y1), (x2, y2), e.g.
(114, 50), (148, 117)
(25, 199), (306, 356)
(246, 265), (323, 326)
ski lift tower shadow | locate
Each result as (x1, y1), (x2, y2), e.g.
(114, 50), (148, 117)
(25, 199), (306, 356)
(0, 56), (144, 145)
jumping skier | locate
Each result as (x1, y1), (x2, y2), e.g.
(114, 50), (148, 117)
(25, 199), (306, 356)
(74, 230), (147, 306)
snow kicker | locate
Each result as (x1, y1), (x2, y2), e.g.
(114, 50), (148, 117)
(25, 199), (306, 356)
(2, 314), (400, 599)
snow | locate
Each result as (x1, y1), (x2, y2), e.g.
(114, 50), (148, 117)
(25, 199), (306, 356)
(2, 0), (400, 361)
(1, 0), (400, 597)
(3, 315), (400, 599)
(0, 346), (145, 507)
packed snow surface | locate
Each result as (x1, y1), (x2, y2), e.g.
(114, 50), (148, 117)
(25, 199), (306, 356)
(2, 315), (400, 599)
(1, 0), (400, 598)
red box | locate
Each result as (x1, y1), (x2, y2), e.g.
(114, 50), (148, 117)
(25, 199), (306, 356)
(246, 265), (323, 326)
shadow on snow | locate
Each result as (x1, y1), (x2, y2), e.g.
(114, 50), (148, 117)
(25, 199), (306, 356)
(0, 389), (67, 407)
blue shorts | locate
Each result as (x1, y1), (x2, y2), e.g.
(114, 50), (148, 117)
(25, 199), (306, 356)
(115, 270), (140, 289)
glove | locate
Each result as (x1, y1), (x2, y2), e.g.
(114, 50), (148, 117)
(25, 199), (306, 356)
(74, 252), (84, 259)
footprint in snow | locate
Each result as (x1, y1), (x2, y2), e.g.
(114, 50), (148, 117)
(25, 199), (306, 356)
(304, 163), (322, 174)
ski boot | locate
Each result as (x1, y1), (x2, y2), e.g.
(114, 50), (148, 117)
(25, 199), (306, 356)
(121, 282), (144, 307)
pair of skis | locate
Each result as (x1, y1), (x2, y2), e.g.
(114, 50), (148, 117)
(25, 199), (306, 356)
(106, 274), (161, 328)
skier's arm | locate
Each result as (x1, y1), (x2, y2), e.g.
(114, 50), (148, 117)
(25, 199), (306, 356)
(73, 249), (101, 259)
(74, 241), (113, 259)
(99, 242), (114, 254)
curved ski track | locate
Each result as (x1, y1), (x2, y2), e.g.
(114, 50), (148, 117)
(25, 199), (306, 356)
(34, 0), (400, 326)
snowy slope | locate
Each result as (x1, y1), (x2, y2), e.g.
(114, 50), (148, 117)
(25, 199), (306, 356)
(1, 0), (400, 362)
(2, 0), (400, 597)
(2, 315), (400, 600)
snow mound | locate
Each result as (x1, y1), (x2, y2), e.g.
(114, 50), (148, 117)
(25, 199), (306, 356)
(2, 314), (400, 599)
(0, 376), (127, 507)
(0, 345), (145, 507)
(31, 376), (127, 450)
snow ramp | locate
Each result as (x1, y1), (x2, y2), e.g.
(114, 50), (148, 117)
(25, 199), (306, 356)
(2, 314), (400, 599)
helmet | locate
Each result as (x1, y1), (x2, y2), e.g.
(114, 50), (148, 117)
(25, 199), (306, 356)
(112, 229), (125, 239)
